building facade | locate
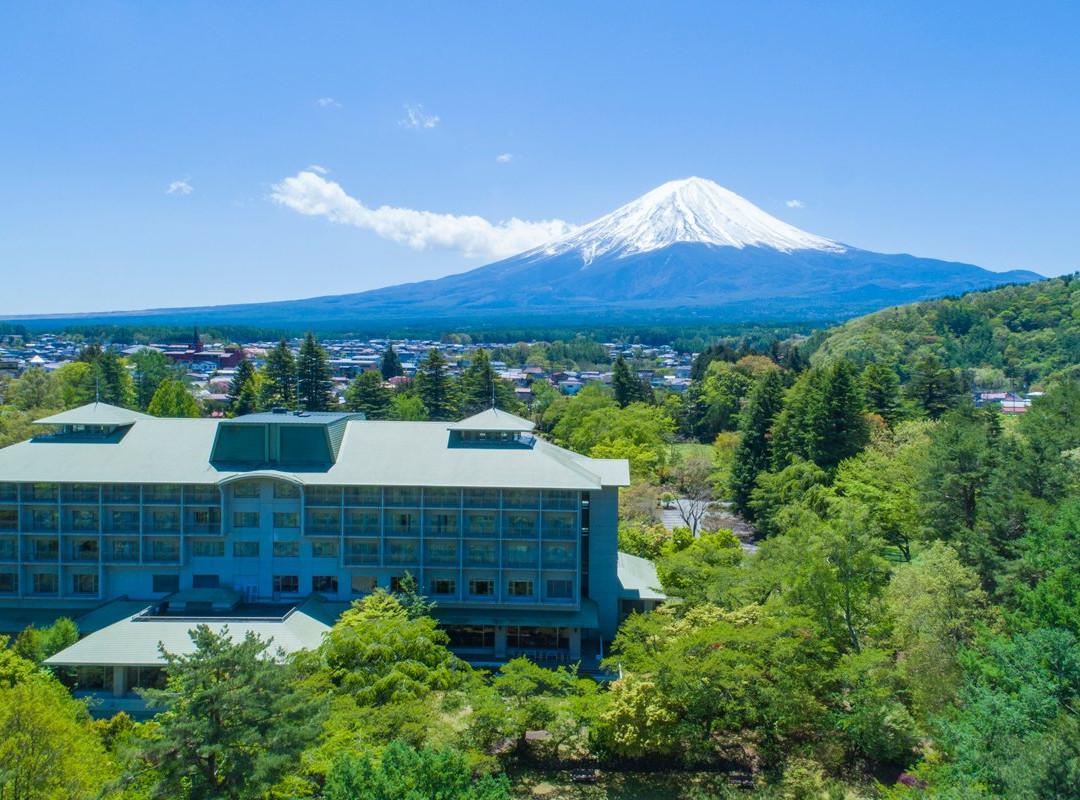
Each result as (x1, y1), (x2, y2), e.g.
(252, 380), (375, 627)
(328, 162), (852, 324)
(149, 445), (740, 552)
(0, 404), (639, 672)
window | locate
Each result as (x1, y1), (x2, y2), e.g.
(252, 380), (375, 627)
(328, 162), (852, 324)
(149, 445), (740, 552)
(185, 485), (219, 503)
(430, 577), (456, 595)
(424, 487), (459, 508)
(386, 541), (417, 564)
(344, 486), (380, 505)
(233, 541), (259, 557)
(0, 572), (17, 593)
(464, 512), (496, 536)
(351, 574), (377, 594)
(466, 542), (496, 566)
(385, 487), (420, 506)
(110, 539), (138, 561)
(389, 575), (407, 593)
(546, 579), (574, 599)
(193, 540), (225, 557)
(232, 481), (261, 498)
(31, 510), (57, 531)
(305, 486), (340, 506)
(233, 511), (260, 528)
(426, 541), (457, 565)
(0, 538), (14, 559)
(32, 573), (59, 594)
(345, 509), (380, 535)
(152, 574), (180, 593)
(148, 539), (179, 561)
(273, 575), (299, 593)
(31, 539), (58, 560)
(427, 512), (457, 535)
(307, 509), (340, 534)
(0, 510), (16, 530)
(110, 510), (139, 532)
(507, 579), (534, 598)
(273, 512), (299, 529)
(344, 540), (378, 564)
(505, 542), (536, 567)
(505, 512), (537, 537)
(144, 484), (180, 503)
(507, 626), (569, 650)
(104, 484), (139, 503)
(445, 625), (495, 649)
(74, 539), (98, 560)
(311, 540), (339, 558)
(468, 578), (495, 596)
(192, 574), (219, 589)
(542, 512), (576, 537)
(543, 542), (575, 567)
(463, 488), (499, 508)
(151, 510), (180, 532)
(70, 509), (98, 532)
(273, 540), (299, 557)
(190, 509), (221, 529)
(504, 489), (539, 509)
(388, 511), (418, 535)
(273, 482), (300, 499)
(312, 575), (338, 593)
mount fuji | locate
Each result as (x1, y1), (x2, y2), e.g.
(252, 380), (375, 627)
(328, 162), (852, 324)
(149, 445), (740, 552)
(8, 177), (1043, 327)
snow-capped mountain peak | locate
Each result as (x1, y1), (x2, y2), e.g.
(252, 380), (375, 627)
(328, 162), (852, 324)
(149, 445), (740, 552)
(534, 177), (845, 264)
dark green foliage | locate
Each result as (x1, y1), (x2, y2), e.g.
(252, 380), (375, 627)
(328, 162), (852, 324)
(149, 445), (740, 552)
(297, 332), (333, 411)
(135, 625), (321, 800)
(93, 349), (133, 407)
(227, 358), (255, 410)
(861, 360), (903, 424)
(343, 370), (391, 419)
(12, 618), (79, 665)
(129, 348), (175, 411)
(261, 338), (297, 410)
(379, 344), (404, 379)
(731, 370), (785, 517)
(612, 354), (653, 407)
(905, 355), (966, 419)
(458, 349), (520, 415)
(414, 348), (457, 421)
(326, 741), (510, 800)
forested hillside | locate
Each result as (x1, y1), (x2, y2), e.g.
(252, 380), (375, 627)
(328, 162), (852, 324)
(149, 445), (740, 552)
(807, 274), (1080, 386)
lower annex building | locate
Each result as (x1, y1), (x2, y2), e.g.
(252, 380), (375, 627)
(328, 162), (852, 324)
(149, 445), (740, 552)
(0, 403), (663, 714)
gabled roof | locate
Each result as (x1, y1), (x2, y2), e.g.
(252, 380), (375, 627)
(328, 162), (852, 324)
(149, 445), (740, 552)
(34, 402), (152, 427)
(617, 552), (666, 601)
(448, 408), (536, 432)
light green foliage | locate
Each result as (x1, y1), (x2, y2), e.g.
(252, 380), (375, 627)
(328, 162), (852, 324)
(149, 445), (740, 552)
(6, 367), (54, 411)
(1016, 381), (1080, 502)
(1010, 498), (1080, 636)
(885, 542), (992, 718)
(0, 635), (40, 687)
(12, 618), (79, 665)
(748, 459), (830, 538)
(655, 529), (743, 606)
(0, 679), (115, 800)
(687, 360), (753, 441)
(618, 520), (672, 560)
(52, 362), (95, 408)
(387, 392), (428, 421)
(731, 370), (785, 517)
(344, 370), (392, 419)
(325, 740), (509, 800)
(297, 331), (334, 411)
(134, 624), (321, 800)
(129, 348), (175, 411)
(861, 360), (904, 424)
(560, 401), (675, 480)
(146, 378), (201, 417)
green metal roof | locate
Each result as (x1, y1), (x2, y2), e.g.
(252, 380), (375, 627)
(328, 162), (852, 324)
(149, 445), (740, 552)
(448, 408), (536, 432)
(0, 413), (630, 489)
(33, 402), (152, 427)
(432, 598), (598, 629)
(617, 552), (666, 601)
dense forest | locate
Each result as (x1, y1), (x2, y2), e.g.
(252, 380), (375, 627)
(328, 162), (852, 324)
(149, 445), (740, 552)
(2, 278), (1080, 798)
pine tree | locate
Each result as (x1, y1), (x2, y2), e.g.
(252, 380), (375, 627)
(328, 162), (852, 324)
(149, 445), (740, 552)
(234, 380), (259, 417)
(380, 344), (404, 379)
(731, 370), (785, 518)
(612, 354), (653, 407)
(130, 348), (173, 411)
(228, 358), (255, 408)
(93, 350), (134, 408)
(261, 339), (297, 410)
(343, 370), (391, 419)
(297, 332), (333, 411)
(459, 349), (519, 415)
(414, 348), (457, 421)
(862, 361), (903, 425)
(813, 359), (869, 471)
(906, 355), (964, 419)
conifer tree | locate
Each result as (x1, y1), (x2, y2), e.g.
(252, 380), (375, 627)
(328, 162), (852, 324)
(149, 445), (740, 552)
(227, 358), (255, 409)
(344, 370), (391, 419)
(261, 339), (297, 410)
(147, 379), (201, 418)
(612, 354), (653, 407)
(731, 370), (785, 518)
(459, 349), (518, 415)
(380, 343), (404, 379)
(234, 379), (259, 417)
(906, 355), (964, 419)
(297, 332), (333, 411)
(93, 350), (134, 408)
(414, 348), (457, 421)
(862, 361), (903, 425)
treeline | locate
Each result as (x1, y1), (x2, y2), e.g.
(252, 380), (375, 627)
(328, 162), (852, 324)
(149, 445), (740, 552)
(807, 273), (1080, 386)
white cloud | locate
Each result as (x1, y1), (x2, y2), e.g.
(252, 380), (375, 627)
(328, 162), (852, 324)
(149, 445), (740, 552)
(166, 177), (193, 195)
(495, 153), (514, 163)
(271, 169), (576, 260)
(399, 103), (440, 130)
(785, 199), (805, 208)
(307, 164), (329, 175)
(316, 97), (341, 108)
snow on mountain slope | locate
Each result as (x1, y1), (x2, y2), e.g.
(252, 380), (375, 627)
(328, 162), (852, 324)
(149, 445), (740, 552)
(526, 177), (845, 265)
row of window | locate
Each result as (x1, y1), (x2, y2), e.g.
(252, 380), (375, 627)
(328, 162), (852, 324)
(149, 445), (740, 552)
(0, 483), (221, 504)
(0, 572), (98, 594)
(0, 508), (223, 534)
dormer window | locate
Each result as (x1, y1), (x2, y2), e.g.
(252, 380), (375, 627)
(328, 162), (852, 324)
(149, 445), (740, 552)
(447, 409), (536, 449)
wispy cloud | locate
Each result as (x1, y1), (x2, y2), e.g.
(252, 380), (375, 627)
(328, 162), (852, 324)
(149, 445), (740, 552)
(495, 153), (514, 163)
(785, 199), (805, 208)
(166, 177), (193, 195)
(307, 164), (329, 175)
(399, 103), (440, 130)
(316, 97), (341, 108)
(271, 169), (576, 260)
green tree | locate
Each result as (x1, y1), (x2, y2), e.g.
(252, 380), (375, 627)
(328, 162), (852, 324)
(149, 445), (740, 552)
(387, 392), (428, 421)
(135, 625), (321, 800)
(129, 348), (175, 411)
(379, 343), (403, 379)
(297, 331), (333, 412)
(0, 679), (114, 800)
(7, 368), (55, 411)
(52, 362), (95, 408)
(93, 349), (134, 408)
(905, 355), (964, 419)
(655, 529), (744, 606)
(862, 361), (903, 425)
(459, 349), (519, 416)
(146, 378), (201, 417)
(12, 618), (79, 665)
(261, 339), (297, 410)
(227, 358), (255, 412)
(344, 371), (391, 419)
(612, 354), (653, 407)
(731, 370), (785, 517)
(413, 348), (457, 421)
(325, 741), (509, 800)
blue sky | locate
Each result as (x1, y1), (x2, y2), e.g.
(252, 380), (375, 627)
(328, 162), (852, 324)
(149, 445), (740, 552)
(1, 1), (1077, 315)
